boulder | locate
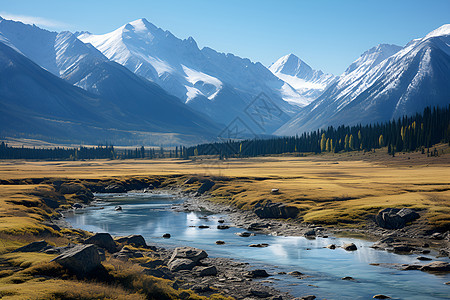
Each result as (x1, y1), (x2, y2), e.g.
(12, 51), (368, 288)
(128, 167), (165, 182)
(51, 244), (101, 275)
(72, 203), (83, 209)
(198, 225), (209, 229)
(13, 240), (48, 253)
(288, 271), (303, 277)
(343, 243), (357, 251)
(105, 184), (127, 193)
(304, 229), (316, 237)
(169, 247), (208, 264)
(373, 295), (391, 299)
(197, 179), (215, 194)
(83, 233), (118, 253)
(301, 296), (316, 300)
(194, 265), (218, 276)
(236, 232), (252, 237)
(163, 233), (171, 238)
(254, 200), (299, 219)
(341, 276), (354, 280)
(417, 256), (432, 261)
(250, 289), (271, 298)
(216, 240), (225, 245)
(249, 243), (269, 248)
(420, 261), (450, 272)
(375, 208), (420, 229)
(246, 269), (270, 278)
(217, 225), (230, 230)
(168, 258), (196, 272)
(326, 244), (336, 249)
(116, 235), (147, 248)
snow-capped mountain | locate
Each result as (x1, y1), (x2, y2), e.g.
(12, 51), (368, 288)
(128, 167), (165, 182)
(0, 18), (222, 145)
(77, 18), (300, 132)
(269, 53), (335, 106)
(276, 25), (450, 136)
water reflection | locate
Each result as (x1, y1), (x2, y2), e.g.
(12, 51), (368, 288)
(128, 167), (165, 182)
(65, 193), (450, 300)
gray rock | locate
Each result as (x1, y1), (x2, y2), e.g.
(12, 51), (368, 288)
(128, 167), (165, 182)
(236, 231), (252, 237)
(304, 229), (316, 236)
(301, 296), (316, 300)
(254, 200), (299, 219)
(13, 240), (48, 252)
(375, 208), (419, 229)
(417, 256), (432, 261)
(169, 247), (208, 264)
(420, 261), (450, 272)
(116, 235), (147, 248)
(288, 271), (303, 277)
(195, 265), (218, 276)
(72, 203), (83, 209)
(105, 184), (126, 193)
(83, 233), (117, 253)
(341, 276), (354, 280)
(249, 243), (269, 248)
(343, 243), (357, 251)
(168, 258), (196, 272)
(216, 240), (225, 245)
(197, 179), (215, 194)
(250, 289), (271, 298)
(217, 225), (230, 229)
(246, 269), (270, 278)
(326, 244), (336, 249)
(51, 244), (101, 275)
(163, 233), (171, 238)
(373, 295), (391, 299)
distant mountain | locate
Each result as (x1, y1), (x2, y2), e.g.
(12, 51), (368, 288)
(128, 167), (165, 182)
(269, 53), (335, 106)
(0, 18), (222, 145)
(77, 18), (300, 133)
(276, 25), (450, 136)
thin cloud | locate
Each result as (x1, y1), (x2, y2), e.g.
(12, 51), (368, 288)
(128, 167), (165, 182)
(0, 12), (70, 30)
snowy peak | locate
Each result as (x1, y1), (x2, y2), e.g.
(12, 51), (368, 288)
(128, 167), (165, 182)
(424, 24), (450, 40)
(269, 53), (335, 106)
(269, 53), (315, 79)
(344, 44), (402, 75)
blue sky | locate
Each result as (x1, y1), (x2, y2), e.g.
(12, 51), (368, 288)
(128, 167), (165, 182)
(1, 0), (449, 75)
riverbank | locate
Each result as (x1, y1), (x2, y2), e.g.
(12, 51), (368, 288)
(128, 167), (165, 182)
(0, 151), (449, 298)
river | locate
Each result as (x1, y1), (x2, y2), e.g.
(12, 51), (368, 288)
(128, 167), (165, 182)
(64, 193), (450, 300)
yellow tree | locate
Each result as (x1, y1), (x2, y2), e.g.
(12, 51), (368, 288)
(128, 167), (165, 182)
(326, 138), (331, 152)
(379, 134), (384, 147)
(320, 133), (326, 152)
(344, 134), (349, 151)
(349, 134), (354, 150)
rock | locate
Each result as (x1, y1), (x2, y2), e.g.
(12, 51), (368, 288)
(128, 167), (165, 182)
(392, 245), (414, 253)
(271, 188), (279, 193)
(115, 205), (122, 211)
(83, 233), (117, 253)
(198, 225), (209, 229)
(218, 219), (225, 223)
(250, 289), (271, 298)
(145, 267), (174, 280)
(401, 264), (421, 270)
(116, 235), (147, 248)
(105, 184), (127, 193)
(113, 247), (144, 259)
(194, 265), (218, 276)
(254, 200), (299, 219)
(236, 231), (252, 237)
(438, 248), (450, 257)
(197, 179), (215, 194)
(445, 281), (450, 285)
(304, 229), (316, 237)
(51, 244), (101, 275)
(301, 296), (316, 300)
(216, 240), (225, 245)
(217, 225), (230, 230)
(163, 233), (171, 238)
(417, 256), (432, 261)
(375, 208), (420, 229)
(288, 271), (303, 277)
(44, 248), (60, 254)
(373, 295), (391, 299)
(13, 240), (48, 253)
(249, 243), (269, 248)
(343, 243), (357, 251)
(183, 177), (198, 185)
(341, 276), (354, 280)
(420, 261), (450, 272)
(326, 244), (336, 249)
(431, 232), (444, 240)
(246, 269), (270, 278)
(192, 284), (213, 293)
(169, 258), (196, 272)
(72, 203), (83, 209)
(247, 222), (270, 230)
(169, 247), (208, 264)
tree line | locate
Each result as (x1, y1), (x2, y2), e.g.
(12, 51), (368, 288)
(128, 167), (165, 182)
(186, 105), (450, 158)
(1, 105), (448, 160)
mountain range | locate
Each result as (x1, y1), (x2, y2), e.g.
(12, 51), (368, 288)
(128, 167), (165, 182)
(0, 16), (449, 145)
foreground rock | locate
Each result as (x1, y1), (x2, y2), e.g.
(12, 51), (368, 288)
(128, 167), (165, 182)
(254, 200), (299, 219)
(343, 243), (357, 251)
(170, 247), (208, 263)
(51, 244), (101, 275)
(116, 235), (147, 248)
(420, 261), (450, 272)
(13, 240), (48, 252)
(246, 269), (270, 278)
(83, 233), (118, 253)
(375, 208), (420, 229)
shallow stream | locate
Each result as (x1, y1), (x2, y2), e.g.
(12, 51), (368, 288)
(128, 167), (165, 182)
(64, 193), (450, 300)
